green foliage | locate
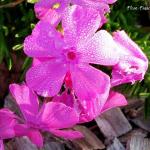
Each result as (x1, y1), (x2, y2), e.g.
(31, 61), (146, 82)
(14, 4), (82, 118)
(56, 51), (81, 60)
(0, 0), (36, 73)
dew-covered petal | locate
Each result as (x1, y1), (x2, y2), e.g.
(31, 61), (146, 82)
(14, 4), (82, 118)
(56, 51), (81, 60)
(37, 9), (61, 27)
(71, 64), (110, 101)
(50, 129), (83, 140)
(78, 92), (109, 123)
(111, 58), (146, 86)
(111, 30), (148, 86)
(34, 0), (69, 21)
(101, 91), (127, 113)
(101, 0), (117, 4)
(78, 91), (127, 123)
(24, 21), (64, 58)
(0, 109), (17, 139)
(9, 84), (39, 122)
(72, 0), (110, 26)
(113, 30), (148, 61)
(38, 102), (79, 130)
(79, 30), (119, 66)
(26, 61), (67, 97)
(72, 0), (110, 11)
(32, 58), (51, 67)
(62, 5), (101, 48)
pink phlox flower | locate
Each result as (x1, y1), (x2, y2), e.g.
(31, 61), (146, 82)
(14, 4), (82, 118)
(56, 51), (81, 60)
(34, 0), (117, 27)
(111, 30), (148, 86)
(9, 83), (83, 148)
(0, 108), (18, 150)
(24, 6), (119, 101)
(53, 90), (127, 123)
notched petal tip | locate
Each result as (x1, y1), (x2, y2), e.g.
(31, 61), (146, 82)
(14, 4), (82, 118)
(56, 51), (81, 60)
(111, 30), (148, 86)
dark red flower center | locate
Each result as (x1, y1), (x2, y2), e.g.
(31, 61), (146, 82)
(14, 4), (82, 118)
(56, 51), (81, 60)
(67, 51), (76, 60)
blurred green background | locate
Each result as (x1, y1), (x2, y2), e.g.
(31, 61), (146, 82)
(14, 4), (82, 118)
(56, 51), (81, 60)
(0, 0), (150, 115)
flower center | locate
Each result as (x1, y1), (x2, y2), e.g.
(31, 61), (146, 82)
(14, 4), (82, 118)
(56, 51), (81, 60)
(67, 51), (76, 60)
(52, 2), (61, 9)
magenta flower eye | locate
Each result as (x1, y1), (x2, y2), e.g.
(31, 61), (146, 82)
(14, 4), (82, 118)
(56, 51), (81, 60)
(67, 51), (76, 60)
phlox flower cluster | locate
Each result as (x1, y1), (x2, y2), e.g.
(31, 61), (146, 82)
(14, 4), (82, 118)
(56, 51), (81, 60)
(0, 0), (148, 149)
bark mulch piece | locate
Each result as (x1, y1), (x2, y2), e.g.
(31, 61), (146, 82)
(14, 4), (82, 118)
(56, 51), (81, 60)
(95, 108), (132, 139)
(127, 135), (150, 150)
(73, 125), (105, 150)
(107, 138), (125, 150)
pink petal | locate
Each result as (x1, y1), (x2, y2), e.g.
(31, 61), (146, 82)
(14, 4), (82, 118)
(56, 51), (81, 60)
(79, 30), (119, 66)
(27, 129), (43, 148)
(0, 128), (16, 140)
(78, 94), (109, 123)
(72, 0), (110, 26)
(111, 30), (148, 86)
(32, 58), (51, 67)
(71, 64), (110, 101)
(37, 9), (61, 27)
(72, 0), (110, 11)
(62, 5), (101, 48)
(101, 91), (127, 113)
(38, 102), (79, 130)
(50, 129), (83, 140)
(24, 21), (64, 58)
(113, 30), (147, 61)
(34, 0), (69, 22)
(14, 124), (43, 147)
(64, 72), (73, 89)
(26, 61), (67, 97)
(14, 124), (29, 137)
(0, 140), (4, 150)
(53, 91), (74, 108)
(0, 109), (17, 139)
(9, 84), (39, 122)
(0, 109), (16, 126)
(52, 90), (110, 123)
(101, 0), (117, 4)
(111, 60), (145, 86)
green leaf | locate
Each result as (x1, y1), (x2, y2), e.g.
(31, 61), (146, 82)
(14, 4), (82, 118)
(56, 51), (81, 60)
(12, 44), (23, 51)
(144, 97), (150, 119)
(27, 0), (38, 4)
(7, 58), (13, 71)
(20, 57), (32, 81)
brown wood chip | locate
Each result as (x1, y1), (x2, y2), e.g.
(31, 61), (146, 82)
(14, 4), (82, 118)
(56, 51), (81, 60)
(127, 135), (150, 150)
(95, 108), (132, 139)
(73, 125), (105, 150)
(107, 138), (125, 150)
(119, 128), (148, 144)
(132, 116), (150, 132)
